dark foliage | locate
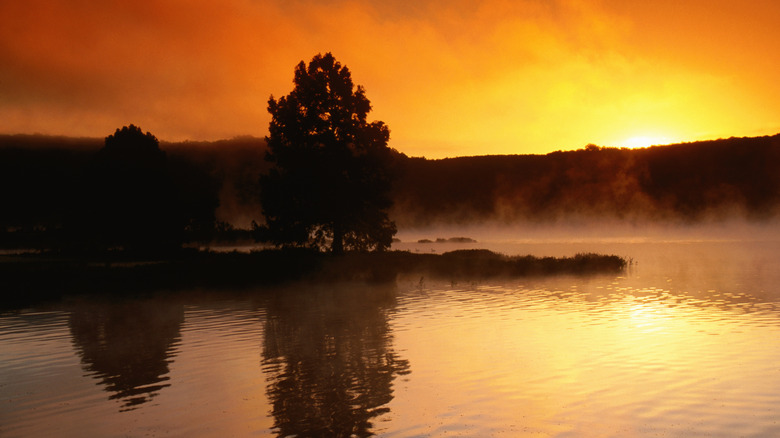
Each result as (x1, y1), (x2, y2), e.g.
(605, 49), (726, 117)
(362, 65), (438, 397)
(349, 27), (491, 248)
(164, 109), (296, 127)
(0, 135), (100, 242)
(0, 128), (220, 252)
(2, 133), (780, 250)
(259, 53), (397, 253)
(164, 136), (268, 229)
(390, 134), (780, 226)
(71, 125), (182, 253)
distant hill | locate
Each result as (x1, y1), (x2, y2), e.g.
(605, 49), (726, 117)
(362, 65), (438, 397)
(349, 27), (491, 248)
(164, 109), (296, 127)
(2, 133), (779, 238)
(390, 134), (780, 226)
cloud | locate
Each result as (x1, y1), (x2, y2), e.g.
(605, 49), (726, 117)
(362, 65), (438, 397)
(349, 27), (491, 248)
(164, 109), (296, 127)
(1, 0), (293, 138)
(1, 0), (778, 157)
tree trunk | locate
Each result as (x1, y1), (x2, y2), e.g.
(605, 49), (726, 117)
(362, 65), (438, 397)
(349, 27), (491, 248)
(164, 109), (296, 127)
(331, 224), (344, 255)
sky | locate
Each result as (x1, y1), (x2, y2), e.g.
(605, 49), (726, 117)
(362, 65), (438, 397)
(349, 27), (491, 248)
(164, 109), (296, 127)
(1, 0), (779, 158)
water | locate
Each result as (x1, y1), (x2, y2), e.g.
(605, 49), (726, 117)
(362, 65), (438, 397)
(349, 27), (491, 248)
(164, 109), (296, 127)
(2, 239), (780, 437)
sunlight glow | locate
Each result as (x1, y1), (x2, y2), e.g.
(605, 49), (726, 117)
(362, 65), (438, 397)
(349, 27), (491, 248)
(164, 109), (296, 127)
(622, 135), (669, 149)
(1, 1), (778, 157)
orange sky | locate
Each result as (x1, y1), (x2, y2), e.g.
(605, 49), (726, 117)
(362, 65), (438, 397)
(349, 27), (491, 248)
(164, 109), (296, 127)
(1, 0), (779, 158)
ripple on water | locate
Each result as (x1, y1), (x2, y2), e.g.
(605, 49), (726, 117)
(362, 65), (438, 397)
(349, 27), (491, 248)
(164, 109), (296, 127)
(388, 275), (780, 437)
(4, 243), (780, 438)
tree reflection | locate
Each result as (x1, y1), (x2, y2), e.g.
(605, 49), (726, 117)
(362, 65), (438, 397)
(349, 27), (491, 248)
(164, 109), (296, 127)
(262, 283), (410, 437)
(69, 297), (183, 411)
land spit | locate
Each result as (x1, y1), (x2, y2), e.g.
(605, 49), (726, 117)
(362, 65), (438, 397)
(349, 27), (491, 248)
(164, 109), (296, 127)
(2, 249), (627, 306)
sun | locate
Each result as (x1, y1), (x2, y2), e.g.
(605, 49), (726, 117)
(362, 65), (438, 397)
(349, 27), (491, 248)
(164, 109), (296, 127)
(622, 135), (669, 149)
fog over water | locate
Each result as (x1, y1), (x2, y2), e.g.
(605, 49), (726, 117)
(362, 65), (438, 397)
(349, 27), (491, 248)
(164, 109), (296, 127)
(395, 219), (780, 247)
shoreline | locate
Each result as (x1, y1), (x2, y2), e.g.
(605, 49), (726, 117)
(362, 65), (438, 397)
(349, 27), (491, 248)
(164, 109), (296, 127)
(1, 249), (627, 307)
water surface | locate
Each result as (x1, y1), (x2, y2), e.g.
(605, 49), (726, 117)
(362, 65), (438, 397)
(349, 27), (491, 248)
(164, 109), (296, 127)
(2, 239), (780, 436)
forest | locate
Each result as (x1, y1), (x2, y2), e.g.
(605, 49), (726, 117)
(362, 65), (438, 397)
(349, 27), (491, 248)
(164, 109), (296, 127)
(392, 135), (780, 226)
(2, 133), (779, 249)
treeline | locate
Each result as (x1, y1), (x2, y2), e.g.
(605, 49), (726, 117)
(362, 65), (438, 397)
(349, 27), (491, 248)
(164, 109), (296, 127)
(0, 134), (266, 242)
(391, 135), (780, 226)
(0, 133), (232, 250)
(2, 133), (779, 248)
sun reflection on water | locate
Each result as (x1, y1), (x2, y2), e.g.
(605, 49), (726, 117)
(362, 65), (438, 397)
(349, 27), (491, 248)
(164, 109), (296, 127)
(388, 274), (780, 437)
(3, 241), (780, 437)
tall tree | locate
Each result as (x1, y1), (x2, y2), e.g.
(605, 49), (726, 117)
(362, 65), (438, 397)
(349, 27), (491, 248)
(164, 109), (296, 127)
(74, 125), (181, 252)
(260, 53), (397, 253)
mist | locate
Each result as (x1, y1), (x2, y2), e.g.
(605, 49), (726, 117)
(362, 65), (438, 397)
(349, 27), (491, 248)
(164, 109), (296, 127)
(394, 217), (780, 246)
(390, 136), (780, 228)
(387, 134), (780, 247)
(2, 133), (779, 249)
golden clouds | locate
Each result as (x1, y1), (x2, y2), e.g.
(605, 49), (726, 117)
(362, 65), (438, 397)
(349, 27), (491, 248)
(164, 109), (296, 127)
(1, 0), (778, 157)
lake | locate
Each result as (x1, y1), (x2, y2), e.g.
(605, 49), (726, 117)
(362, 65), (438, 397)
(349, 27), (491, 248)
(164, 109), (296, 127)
(2, 237), (780, 437)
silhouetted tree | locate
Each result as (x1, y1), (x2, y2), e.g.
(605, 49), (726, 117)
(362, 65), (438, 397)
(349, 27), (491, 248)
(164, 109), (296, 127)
(74, 125), (183, 253)
(259, 53), (397, 253)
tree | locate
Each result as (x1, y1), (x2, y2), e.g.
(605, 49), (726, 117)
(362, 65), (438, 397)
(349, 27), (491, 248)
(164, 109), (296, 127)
(259, 53), (397, 253)
(71, 125), (187, 253)
(85, 125), (181, 252)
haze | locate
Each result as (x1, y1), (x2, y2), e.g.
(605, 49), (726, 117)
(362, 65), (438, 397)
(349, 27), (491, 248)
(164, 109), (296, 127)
(2, 0), (779, 158)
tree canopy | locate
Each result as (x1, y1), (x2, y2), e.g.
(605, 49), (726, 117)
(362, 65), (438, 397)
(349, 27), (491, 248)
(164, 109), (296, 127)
(66, 124), (220, 254)
(259, 53), (397, 253)
(72, 125), (180, 252)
